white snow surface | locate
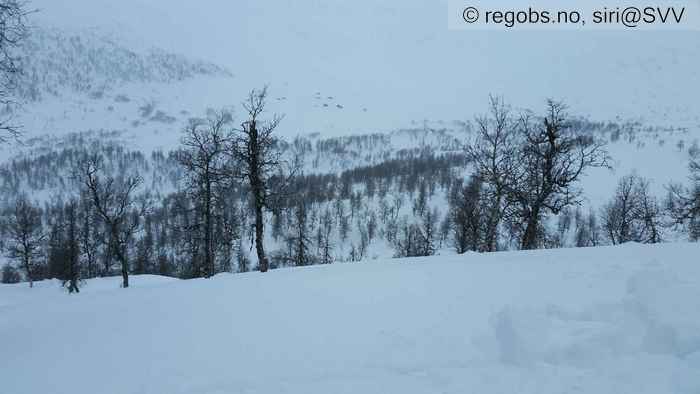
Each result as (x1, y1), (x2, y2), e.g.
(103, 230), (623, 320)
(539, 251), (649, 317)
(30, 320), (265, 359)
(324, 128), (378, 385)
(19, 0), (700, 140)
(2, 243), (700, 394)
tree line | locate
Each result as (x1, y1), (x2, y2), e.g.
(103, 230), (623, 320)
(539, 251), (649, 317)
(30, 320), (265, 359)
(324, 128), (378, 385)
(2, 93), (699, 290)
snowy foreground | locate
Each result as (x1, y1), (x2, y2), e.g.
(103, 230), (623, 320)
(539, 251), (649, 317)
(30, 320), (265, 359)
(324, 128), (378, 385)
(2, 244), (700, 394)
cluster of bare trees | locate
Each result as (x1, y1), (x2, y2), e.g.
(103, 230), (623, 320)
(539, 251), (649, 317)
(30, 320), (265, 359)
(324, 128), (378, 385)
(449, 97), (610, 253)
(601, 174), (662, 245)
(597, 143), (700, 246)
(45, 198), (82, 293)
(177, 112), (232, 278)
(77, 154), (147, 288)
(3, 195), (44, 287)
(448, 176), (485, 254)
(666, 145), (700, 240)
(176, 87), (289, 275)
(392, 208), (439, 258)
(2, 2), (698, 291)
(2, 85), (700, 288)
(0, 87), (288, 290)
(444, 96), (700, 254)
(0, 158), (147, 290)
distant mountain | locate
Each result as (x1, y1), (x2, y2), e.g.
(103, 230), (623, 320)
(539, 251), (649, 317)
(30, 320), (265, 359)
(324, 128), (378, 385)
(14, 27), (232, 101)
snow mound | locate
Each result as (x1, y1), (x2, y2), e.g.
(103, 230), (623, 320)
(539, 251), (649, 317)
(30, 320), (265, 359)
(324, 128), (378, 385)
(484, 265), (700, 393)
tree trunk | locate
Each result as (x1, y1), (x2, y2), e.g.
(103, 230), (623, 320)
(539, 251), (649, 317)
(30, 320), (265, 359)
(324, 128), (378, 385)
(24, 256), (33, 288)
(117, 246), (129, 288)
(121, 260), (129, 288)
(204, 178), (213, 277)
(248, 120), (269, 273)
(254, 200), (267, 272)
(484, 193), (503, 252)
(68, 277), (79, 293)
(521, 208), (541, 250)
(113, 233), (129, 288)
(87, 252), (94, 278)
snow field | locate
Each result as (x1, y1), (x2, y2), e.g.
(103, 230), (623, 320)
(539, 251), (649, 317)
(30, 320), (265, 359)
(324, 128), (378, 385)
(1, 242), (699, 393)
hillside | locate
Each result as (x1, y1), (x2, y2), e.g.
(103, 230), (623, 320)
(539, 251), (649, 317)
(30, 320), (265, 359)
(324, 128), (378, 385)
(2, 243), (700, 394)
(18, 0), (700, 138)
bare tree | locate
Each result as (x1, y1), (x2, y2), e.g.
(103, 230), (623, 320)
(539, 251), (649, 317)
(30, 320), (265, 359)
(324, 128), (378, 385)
(667, 184), (700, 241)
(637, 179), (663, 244)
(574, 208), (601, 247)
(45, 198), (82, 292)
(602, 174), (663, 245)
(228, 87), (286, 273)
(602, 175), (638, 244)
(393, 210), (437, 258)
(78, 154), (145, 288)
(3, 195), (44, 287)
(506, 100), (610, 250)
(467, 96), (518, 251)
(393, 218), (419, 258)
(420, 208), (439, 257)
(0, 1), (31, 143)
(177, 112), (231, 277)
(318, 207), (334, 264)
(79, 191), (100, 278)
(289, 197), (313, 266)
(666, 147), (700, 240)
(449, 176), (484, 254)
(62, 199), (81, 293)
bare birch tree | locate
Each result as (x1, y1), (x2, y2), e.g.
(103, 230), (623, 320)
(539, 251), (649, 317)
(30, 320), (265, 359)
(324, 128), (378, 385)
(228, 87), (286, 273)
(78, 154), (145, 288)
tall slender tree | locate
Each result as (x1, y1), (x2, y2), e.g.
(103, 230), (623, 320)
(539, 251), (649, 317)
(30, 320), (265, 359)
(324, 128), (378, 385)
(289, 197), (312, 266)
(4, 195), (45, 287)
(63, 199), (81, 293)
(466, 96), (518, 252)
(228, 87), (286, 273)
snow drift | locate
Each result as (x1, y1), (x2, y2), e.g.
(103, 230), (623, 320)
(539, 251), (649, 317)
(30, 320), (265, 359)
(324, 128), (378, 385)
(1, 242), (699, 394)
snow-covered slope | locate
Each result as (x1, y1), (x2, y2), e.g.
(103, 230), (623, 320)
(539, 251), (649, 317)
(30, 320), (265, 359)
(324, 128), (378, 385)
(1, 1), (696, 185)
(17, 0), (700, 139)
(1, 243), (699, 394)
(17, 27), (230, 102)
(3, 1), (696, 206)
(2, 25), (235, 158)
